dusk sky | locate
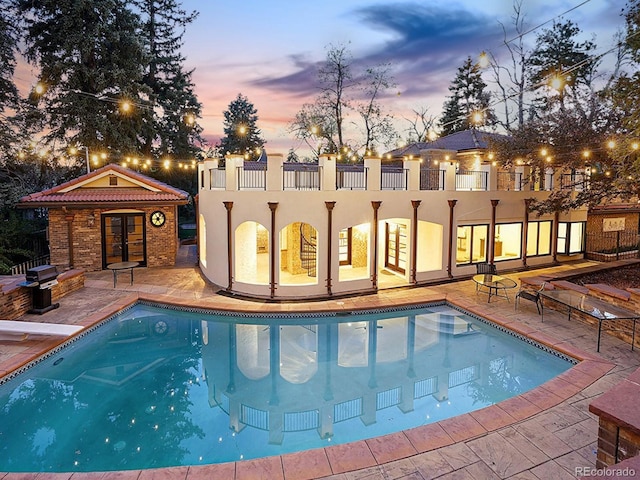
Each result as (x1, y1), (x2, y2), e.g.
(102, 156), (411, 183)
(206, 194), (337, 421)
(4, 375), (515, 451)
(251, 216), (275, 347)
(179, 0), (624, 156)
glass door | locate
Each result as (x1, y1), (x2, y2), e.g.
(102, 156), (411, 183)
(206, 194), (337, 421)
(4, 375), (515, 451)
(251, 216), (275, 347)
(385, 222), (407, 274)
(102, 213), (146, 267)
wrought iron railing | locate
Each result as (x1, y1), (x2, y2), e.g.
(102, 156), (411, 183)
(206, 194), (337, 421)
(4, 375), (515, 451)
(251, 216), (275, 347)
(381, 166), (408, 190)
(283, 164), (321, 190)
(420, 168), (445, 190)
(336, 164), (367, 190)
(237, 163), (267, 190)
(455, 170), (488, 191)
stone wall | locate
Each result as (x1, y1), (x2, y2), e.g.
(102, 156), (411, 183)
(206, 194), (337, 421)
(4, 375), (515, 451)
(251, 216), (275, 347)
(49, 207), (179, 272)
(0, 269), (84, 319)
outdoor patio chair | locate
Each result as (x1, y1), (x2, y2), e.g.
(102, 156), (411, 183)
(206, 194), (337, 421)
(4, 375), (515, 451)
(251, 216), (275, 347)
(476, 262), (497, 275)
(515, 283), (545, 314)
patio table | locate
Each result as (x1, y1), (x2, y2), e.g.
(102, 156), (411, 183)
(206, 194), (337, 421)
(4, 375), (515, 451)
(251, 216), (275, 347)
(539, 289), (638, 352)
(472, 274), (518, 303)
(107, 261), (140, 288)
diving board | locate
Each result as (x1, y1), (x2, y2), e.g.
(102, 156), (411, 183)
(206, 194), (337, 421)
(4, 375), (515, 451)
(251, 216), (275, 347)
(0, 320), (83, 339)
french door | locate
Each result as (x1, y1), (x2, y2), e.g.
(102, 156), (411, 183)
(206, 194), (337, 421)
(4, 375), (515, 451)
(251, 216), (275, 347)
(385, 222), (407, 274)
(102, 213), (146, 267)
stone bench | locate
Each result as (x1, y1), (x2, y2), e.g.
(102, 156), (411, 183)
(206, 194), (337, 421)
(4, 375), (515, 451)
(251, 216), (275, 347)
(520, 276), (555, 289)
(586, 283), (631, 301)
(550, 280), (589, 295)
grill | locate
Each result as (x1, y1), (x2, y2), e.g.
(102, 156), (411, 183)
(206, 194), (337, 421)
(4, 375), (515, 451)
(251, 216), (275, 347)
(23, 265), (60, 314)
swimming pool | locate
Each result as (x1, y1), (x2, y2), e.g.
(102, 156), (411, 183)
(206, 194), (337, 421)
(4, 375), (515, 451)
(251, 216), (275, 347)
(0, 302), (574, 472)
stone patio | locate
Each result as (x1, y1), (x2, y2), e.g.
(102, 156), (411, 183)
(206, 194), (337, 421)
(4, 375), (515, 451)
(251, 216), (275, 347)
(1, 248), (638, 480)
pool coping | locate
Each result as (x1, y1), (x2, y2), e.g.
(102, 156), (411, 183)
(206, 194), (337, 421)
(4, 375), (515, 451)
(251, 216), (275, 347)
(0, 290), (616, 479)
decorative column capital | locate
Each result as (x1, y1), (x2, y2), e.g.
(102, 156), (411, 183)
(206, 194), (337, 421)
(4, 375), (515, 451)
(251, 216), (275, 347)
(325, 201), (336, 211)
(223, 201), (233, 211)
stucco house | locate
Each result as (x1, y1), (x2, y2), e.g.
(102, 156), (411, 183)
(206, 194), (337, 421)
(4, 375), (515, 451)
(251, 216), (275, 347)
(18, 164), (190, 272)
(196, 136), (589, 299)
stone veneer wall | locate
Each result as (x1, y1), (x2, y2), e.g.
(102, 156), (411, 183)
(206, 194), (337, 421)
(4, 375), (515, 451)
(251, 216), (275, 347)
(0, 269), (84, 320)
(590, 367), (640, 469)
(49, 206), (178, 272)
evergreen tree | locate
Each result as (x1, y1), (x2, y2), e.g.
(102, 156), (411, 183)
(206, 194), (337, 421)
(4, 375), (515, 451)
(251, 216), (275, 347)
(526, 19), (596, 113)
(14, 0), (151, 160)
(0, 0), (20, 156)
(439, 57), (495, 136)
(218, 94), (265, 159)
(133, 0), (203, 158)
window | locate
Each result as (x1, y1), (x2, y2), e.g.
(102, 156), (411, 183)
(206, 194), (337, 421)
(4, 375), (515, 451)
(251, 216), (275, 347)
(456, 224), (488, 265)
(557, 222), (585, 255)
(526, 221), (552, 256)
(494, 223), (522, 261)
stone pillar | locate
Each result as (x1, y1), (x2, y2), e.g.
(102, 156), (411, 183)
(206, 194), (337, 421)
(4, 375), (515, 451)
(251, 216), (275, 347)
(225, 154), (244, 191)
(266, 153), (283, 191)
(319, 154), (337, 191)
(365, 156), (381, 191)
(403, 157), (421, 191)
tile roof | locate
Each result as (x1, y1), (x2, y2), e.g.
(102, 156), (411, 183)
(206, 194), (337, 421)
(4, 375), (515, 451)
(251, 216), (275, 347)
(19, 164), (190, 206)
(384, 129), (508, 158)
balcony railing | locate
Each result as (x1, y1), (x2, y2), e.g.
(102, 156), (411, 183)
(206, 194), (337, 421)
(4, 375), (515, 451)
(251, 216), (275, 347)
(420, 168), (445, 190)
(381, 166), (408, 190)
(237, 163), (266, 190)
(209, 167), (225, 189)
(336, 164), (367, 190)
(561, 173), (588, 191)
(497, 172), (523, 191)
(455, 170), (488, 191)
(283, 163), (321, 190)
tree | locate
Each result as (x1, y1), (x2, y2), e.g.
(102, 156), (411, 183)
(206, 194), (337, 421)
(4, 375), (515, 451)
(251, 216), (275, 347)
(317, 44), (354, 151)
(217, 94), (265, 159)
(526, 19), (597, 114)
(403, 106), (438, 143)
(133, 0), (203, 158)
(355, 64), (398, 154)
(439, 57), (495, 136)
(289, 43), (398, 160)
(485, 0), (531, 131)
(0, 0), (20, 156)
(14, 0), (151, 160)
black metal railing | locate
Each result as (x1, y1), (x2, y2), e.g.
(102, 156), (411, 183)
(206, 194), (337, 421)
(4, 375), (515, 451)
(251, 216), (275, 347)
(237, 163), (267, 190)
(496, 172), (523, 191)
(336, 164), (367, 190)
(299, 223), (317, 277)
(560, 173), (588, 191)
(420, 168), (445, 190)
(455, 170), (488, 191)
(381, 166), (408, 190)
(283, 163), (321, 190)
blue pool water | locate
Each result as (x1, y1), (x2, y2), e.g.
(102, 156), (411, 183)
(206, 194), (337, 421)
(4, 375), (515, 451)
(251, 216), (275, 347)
(0, 302), (574, 472)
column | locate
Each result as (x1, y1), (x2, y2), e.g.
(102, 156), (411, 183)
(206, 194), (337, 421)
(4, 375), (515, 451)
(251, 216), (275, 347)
(224, 201), (233, 291)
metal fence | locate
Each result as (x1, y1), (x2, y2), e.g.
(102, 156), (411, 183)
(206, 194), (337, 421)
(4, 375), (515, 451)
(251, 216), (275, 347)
(237, 163), (267, 190)
(283, 163), (321, 190)
(420, 169), (445, 190)
(336, 164), (367, 190)
(586, 231), (640, 257)
(381, 166), (408, 190)
(455, 170), (488, 191)
(497, 172), (523, 191)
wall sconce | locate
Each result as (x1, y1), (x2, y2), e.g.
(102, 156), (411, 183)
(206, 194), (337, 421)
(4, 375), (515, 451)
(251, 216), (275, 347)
(87, 213), (96, 227)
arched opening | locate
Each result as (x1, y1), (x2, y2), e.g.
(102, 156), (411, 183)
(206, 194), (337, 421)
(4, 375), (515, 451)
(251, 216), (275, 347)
(279, 222), (318, 286)
(338, 223), (370, 282)
(235, 221), (269, 285)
